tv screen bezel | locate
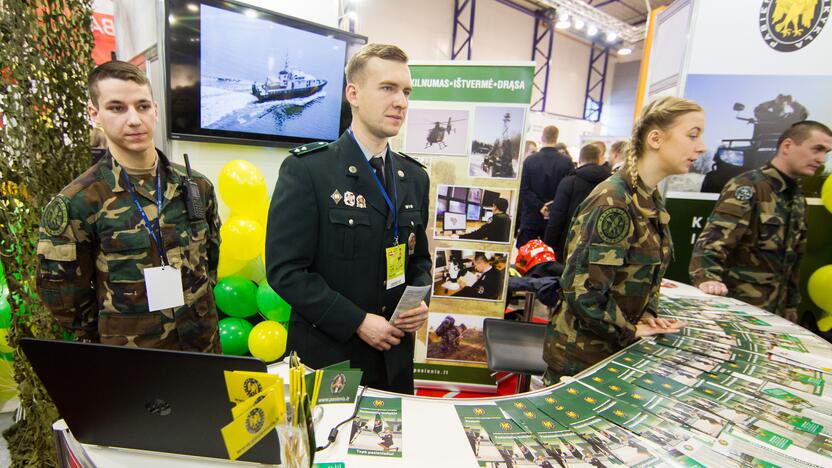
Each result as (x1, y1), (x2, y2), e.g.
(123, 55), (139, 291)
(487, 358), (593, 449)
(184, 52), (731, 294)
(164, 0), (367, 148)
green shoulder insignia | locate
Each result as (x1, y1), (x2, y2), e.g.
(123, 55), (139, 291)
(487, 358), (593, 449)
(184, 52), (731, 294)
(289, 141), (329, 157)
(397, 151), (426, 169)
(42, 195), (70, 237)
(596, 207), (630, 244)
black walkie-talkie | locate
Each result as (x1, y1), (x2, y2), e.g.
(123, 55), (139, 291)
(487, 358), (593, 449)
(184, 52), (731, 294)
(182, 153), (206, 220)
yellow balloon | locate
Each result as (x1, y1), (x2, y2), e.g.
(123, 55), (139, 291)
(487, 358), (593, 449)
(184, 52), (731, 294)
(217, 248), (248, 278)
(248, 321), (287, 362)
(220, 217), (264, 260)
(0, 329), (13, 354)
(237, 257), (266, 284)
(808, 265), (832, 312)
(218, 160), (267, 216)
(822, 176), (832, 214)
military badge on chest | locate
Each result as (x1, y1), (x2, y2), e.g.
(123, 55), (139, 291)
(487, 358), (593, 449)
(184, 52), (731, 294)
(734, 186), (753, 202)
(408, 232), (416, 255)
(597, 207), (630, 244)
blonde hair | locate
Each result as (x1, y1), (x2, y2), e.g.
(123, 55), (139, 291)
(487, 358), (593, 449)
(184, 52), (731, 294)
(345, 43), (408, 84)
(624, 96), (703, 188)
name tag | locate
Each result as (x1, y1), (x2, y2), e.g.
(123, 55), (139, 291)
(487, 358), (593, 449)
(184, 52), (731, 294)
(143, 266), (185, 311)
(385, 244), (406, 290)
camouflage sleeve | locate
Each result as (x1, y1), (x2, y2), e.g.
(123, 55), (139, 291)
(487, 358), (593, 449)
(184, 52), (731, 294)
(565, 204), (637, 347)
(203, 180), (221, 286)
(36, 194), (97, 340)
(688, 179), (754, 285)
(786, 210), (808, 312)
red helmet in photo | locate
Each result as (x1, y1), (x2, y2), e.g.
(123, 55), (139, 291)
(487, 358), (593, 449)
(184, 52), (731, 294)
(515, 240), (556, 275)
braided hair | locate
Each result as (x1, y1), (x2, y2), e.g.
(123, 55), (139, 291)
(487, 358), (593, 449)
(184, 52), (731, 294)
(624, 96), (703, 188)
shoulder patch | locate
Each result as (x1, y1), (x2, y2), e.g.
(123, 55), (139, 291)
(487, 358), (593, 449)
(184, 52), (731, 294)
(289, 141), (329, 157)
(396, 151), (426, 169)
(596, 207), (630, 244)
(733, 186), (754, 201)
(42, 195), (70, 237)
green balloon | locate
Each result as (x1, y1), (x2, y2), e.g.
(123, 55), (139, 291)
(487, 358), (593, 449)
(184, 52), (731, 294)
(0, 297), (11, 328)
(219, 317), (253, 356)
(256, 282), (291, 322)
(214, 275), (258, 318)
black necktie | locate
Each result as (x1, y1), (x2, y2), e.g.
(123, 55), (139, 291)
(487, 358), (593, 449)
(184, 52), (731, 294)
(369, 156), (386, 190)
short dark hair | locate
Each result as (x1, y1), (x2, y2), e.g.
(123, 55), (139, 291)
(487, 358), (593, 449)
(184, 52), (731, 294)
(88, 60), (152, 108)
(542, 125), (559, 144)
(579, 144), (603, 164)
(493, 197), (509, 212)
(777, 120), (832, 151)
(474, 252), (488, 263)
(345, 43), (408, 84)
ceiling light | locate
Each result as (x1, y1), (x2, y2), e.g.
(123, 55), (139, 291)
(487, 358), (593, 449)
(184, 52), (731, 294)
(573, 19), (585, 30)
(244, 9), (258, 19)
(617, 46), (632, 55)
(586, 24), (598, 37)
(605, 31), (618, 42)
(555, 14), (571, 29)
(186, 3), (198, 12)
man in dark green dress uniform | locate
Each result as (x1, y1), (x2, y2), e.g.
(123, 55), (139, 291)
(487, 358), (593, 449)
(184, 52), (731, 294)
(266, 44), (431, 394)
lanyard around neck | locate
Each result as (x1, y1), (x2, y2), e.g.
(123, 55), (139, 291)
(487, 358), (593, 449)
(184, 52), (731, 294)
(348, 129), (400, 243)
(120, 163), (169, 265)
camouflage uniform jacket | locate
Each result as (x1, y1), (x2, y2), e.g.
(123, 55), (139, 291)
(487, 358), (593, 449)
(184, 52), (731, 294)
(689, 164), (807, 317)
(543, 171), (672, 377)
(36, 150), (222, 352)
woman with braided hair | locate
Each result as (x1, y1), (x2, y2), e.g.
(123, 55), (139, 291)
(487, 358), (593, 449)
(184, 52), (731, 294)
(542, 96), (706, 384)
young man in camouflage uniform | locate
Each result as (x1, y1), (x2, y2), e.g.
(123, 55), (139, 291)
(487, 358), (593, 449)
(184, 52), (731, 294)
(37, 61), (222, 352)
(543, 97), (704, 384)
(689, 121), (832, 322)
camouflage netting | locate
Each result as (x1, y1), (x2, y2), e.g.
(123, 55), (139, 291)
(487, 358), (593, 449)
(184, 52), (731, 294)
(0, 0), (93, 465)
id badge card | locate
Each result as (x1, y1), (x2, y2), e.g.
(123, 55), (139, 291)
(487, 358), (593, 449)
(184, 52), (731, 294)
(385, 243), (406, 290)
(143, 265), (185, 311)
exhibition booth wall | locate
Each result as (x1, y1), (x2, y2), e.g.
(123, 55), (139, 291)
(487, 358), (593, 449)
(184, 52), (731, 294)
(111, 0), (624, 220)
(645, 0), (832, 321)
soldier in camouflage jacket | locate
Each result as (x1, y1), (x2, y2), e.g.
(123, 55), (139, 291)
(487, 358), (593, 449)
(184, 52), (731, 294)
(543, 171), (673, 378)
(36, 60), (222, 352)
(690, 121), (832, 321)
(543, 97), (705, 383)
(37, 150), (222, 351)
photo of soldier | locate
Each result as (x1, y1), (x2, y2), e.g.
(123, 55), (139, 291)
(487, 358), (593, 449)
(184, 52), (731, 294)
(426, 312), (487, 363)
(432, 249), (508, 302)
(469, 105), (525, 179)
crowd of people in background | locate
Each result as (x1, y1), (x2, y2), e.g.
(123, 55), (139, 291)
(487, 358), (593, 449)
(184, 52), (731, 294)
(520, 125), (629, 263)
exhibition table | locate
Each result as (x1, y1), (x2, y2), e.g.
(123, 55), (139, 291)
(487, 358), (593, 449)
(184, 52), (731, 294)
(50, 281), (832, 467)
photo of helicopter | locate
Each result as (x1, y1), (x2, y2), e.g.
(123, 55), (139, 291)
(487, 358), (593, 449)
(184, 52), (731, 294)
(404, 108), (470, 155)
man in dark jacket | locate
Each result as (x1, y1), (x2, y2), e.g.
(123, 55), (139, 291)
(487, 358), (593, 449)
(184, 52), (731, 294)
(459, 197), (511, 242)
(455, 253), (502, 300)
(517, 125), (574, 247)
(543, 144), (611, 262)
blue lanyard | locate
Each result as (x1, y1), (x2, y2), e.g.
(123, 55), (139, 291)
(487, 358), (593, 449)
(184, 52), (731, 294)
(120, 162), (169, 265)
(348, 129), (399, 243)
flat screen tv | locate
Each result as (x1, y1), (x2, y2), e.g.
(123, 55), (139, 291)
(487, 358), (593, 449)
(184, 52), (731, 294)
(481, 189), (500, 208)
(448, 200), (466, 214)
(466, 203), (481, 221)
(443, 213), (467, 232)
(165, 0), (367, 147)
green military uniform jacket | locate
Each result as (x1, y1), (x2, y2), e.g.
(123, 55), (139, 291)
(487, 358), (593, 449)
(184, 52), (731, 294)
(689, 164), (807, 317)
(36, 150), (222, 352)
(543, 171), (672, 378)
(265, 132), (431, 394)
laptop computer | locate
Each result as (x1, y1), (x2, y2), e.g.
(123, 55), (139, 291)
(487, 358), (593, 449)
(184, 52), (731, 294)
(21, 338), (281, 465)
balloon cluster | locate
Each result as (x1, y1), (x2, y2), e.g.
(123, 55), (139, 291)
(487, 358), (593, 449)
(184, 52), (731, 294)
(810, 177), (832, 331)
(0, 261), (12, 360)
(214, 161), (290, 361)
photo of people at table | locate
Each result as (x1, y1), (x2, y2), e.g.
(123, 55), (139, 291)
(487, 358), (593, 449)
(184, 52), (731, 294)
(433, 185), (515, 244)
(432, 249), (507, 302)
